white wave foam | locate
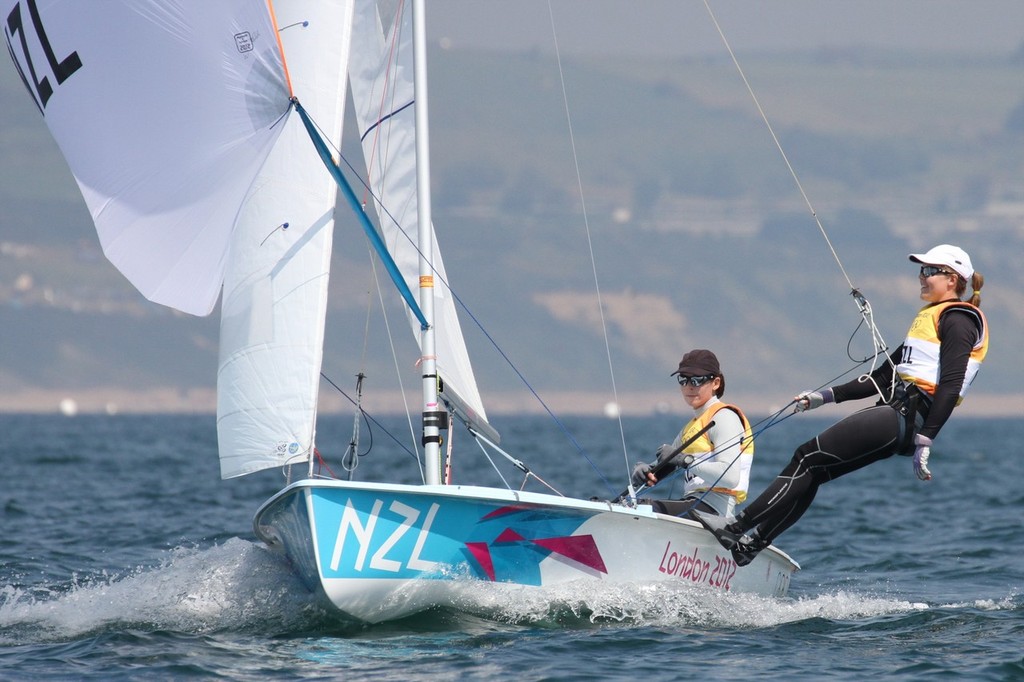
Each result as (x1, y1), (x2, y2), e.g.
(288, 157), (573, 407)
(940, 594), (1019, 611)
(437, 580), (930, 629)
(0, 538), (320, 642)
(4, 543), (966, 639)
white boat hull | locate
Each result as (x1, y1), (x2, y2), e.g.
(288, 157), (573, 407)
(254, 480), (799, 623)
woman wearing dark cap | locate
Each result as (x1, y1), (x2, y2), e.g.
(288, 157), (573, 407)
(698, 244), (989, 566)
(632, 349), (754, 519)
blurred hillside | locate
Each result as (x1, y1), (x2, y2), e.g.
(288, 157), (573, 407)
(2, 44), (1022, 415)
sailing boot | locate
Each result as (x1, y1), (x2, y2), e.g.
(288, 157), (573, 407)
(688, 510), (749, 551)
(730, 528), (768, 567)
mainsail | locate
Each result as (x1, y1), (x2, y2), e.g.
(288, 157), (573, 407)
(348, 0), (491, 434)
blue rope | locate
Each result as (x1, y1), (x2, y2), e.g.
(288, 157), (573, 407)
(293, 100), (428, 329)
(323, 133), (616, 495)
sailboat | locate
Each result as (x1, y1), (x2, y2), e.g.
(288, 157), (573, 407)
(5, 0), (797, 623)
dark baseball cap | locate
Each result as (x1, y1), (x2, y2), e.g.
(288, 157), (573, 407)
(671, 349), (720, 377)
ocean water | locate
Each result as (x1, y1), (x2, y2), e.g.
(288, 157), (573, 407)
(1, 412), (1022, 680)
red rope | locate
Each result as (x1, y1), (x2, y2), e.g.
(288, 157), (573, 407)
(314, 447), (337, 479)
(361, 0), (407, 208)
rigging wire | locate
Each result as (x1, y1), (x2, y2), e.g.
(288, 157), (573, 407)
(319, 371), (420, 464)
(338, 241), (383, 480)
(545, 1), (634, 494)
(299, 32), (426, 482)
(339, 373), (371, 479)
(318, 110), (617, 496)
(365, 236), (425, 482)
(701, 0), (895, 393)
(702, 1), (854, 292)
(633, 2), (928, 504)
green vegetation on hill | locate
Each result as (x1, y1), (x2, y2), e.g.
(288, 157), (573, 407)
(2, 45), (1022, 409)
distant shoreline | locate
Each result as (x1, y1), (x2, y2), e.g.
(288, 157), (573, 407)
(3, 387), (1021, 418)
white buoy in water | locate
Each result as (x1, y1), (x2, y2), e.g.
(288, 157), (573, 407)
(59, 398), (78, 416)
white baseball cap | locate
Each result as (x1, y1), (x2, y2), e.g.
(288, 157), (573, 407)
(909, 244), (974, 281)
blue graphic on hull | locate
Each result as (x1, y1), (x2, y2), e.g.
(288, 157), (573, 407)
(310, 490), (606, 585)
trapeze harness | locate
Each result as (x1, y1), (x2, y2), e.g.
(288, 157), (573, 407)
(890, 300), (989, 452)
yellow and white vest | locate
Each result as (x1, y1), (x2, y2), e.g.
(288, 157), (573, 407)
(678, 402), (754, 503)
(895, 300), (988, 404)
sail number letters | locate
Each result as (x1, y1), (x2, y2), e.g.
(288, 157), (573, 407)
(5, 0), (82, 111)
(330, 498), (441, 574)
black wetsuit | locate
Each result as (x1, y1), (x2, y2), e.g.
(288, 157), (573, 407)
(734, 307), (982, 545)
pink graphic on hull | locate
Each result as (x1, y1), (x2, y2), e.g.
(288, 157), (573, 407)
(465, 541), (496, 581)
(466, 531), (607, 581)
(463, 505), (607, 584)
(532, 535), (607, 574)
(482, 505), (533, 520)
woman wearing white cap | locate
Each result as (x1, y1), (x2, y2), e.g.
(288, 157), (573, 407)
(696, 244), (988, 566)
(631, 348), (755, 519)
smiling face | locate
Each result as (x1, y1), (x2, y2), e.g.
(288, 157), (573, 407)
(918, 264), (959, 303)
(679, 375), (722, 410)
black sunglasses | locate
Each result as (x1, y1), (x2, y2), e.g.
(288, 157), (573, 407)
(919, 265), (954, 278)
(677, 374), (715, 387)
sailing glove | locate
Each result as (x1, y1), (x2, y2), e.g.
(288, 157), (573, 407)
(668, 452), (696, 469)
(658, 443), (696, 470)
(794, 388), (834, 412)
(654, 443), (673, 463)
(913, 433), (933, 481)
(631, 462), (653, 488)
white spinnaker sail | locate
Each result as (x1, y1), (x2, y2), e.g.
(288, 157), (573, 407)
(349, 0), (488, 425)
(217, 0), (355, 478)
(2, 1), (290, 316)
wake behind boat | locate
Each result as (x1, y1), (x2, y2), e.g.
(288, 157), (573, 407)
(5, 0), (797, 623)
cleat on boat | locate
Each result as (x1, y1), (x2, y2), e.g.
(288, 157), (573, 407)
(688, 510), (745, 551)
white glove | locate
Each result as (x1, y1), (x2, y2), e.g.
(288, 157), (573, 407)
(794, 388), (832, 412)
(913, 434), (933, 481)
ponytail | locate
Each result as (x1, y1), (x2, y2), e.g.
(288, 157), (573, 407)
(957, 271), (983, 306)
(967, 272), (984, 307)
